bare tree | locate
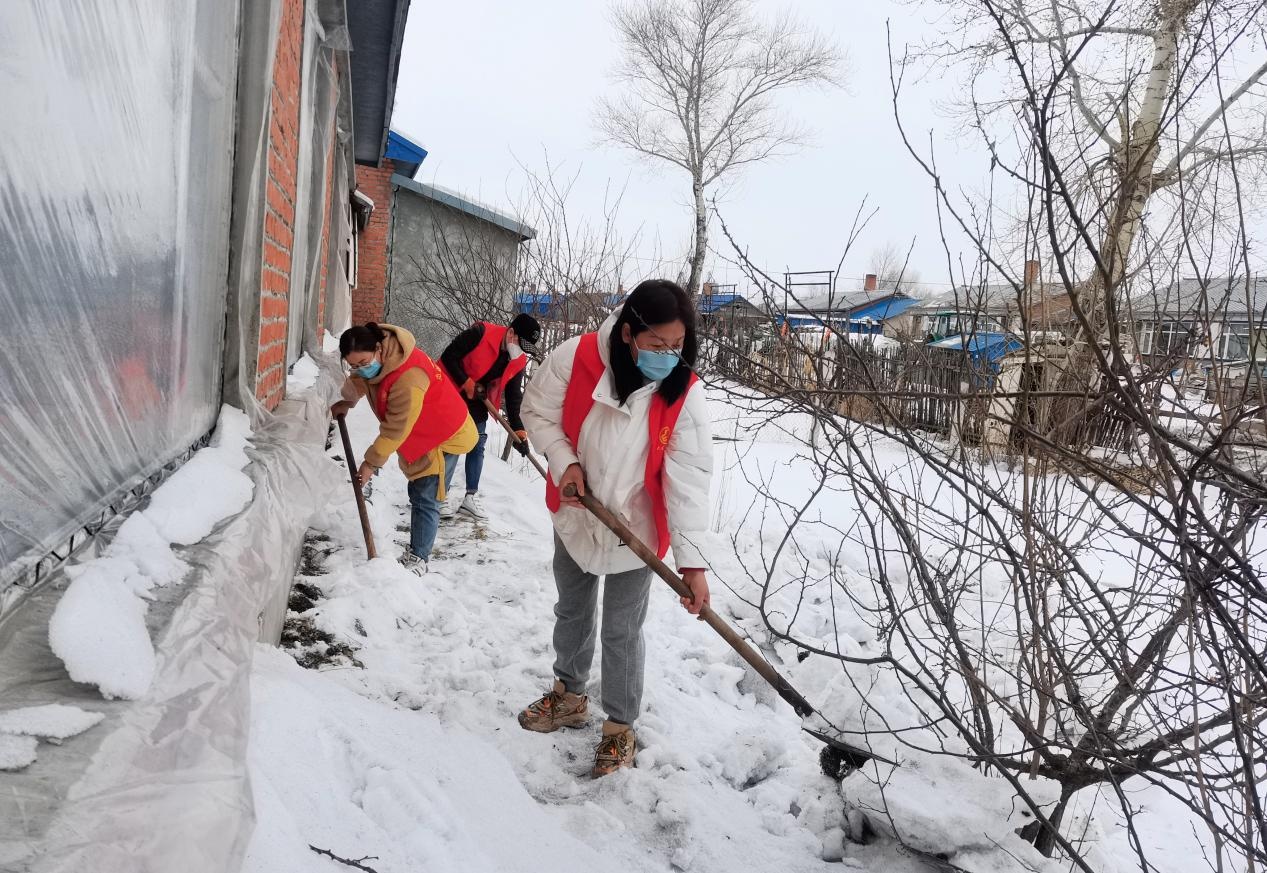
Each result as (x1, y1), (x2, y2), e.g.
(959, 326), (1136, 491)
(914, 0), (1267, 439)
(390, 157), (654, 357)
(595, 0), (841, 297)
(869, 240), (923, 292)
(683, 3), (1267, 854)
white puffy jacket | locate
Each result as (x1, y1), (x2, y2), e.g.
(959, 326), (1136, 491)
(522, 312), (715, 575)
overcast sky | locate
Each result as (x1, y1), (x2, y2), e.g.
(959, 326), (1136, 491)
(389, 1), (1262, 294)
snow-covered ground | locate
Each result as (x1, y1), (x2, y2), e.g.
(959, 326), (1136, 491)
(244, 390), (1220, 873)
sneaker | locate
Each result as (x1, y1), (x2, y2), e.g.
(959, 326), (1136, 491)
(399, 552), (428, 576)
(458, 492), (488, 520)
(439, 494), (459, 520)
(591, 723), (636, 778)
(517, 680), (589, 732)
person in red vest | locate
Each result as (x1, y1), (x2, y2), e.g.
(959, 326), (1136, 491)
(518, 279), (714, 777)
(439, 313), (542, 520)
(331, 323), (477, 575)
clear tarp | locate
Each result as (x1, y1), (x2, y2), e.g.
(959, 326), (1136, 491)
(0, 0), (239, 596)
(0, 0), (355, 871)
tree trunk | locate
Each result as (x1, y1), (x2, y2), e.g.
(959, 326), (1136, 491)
(686, 173), (708, 298)
(1050, 0), (1196, 444)
(1087, 0), (1193, 331)
(1029, 783), (1077, 857)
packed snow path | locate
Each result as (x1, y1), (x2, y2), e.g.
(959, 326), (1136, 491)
(244, 402), (941, 873)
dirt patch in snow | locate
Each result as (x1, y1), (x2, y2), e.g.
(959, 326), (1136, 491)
(280, 531), (362, 670)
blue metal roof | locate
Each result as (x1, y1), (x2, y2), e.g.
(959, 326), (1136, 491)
(698, 292), (743, 314)
(386, 130), (427, 178)
(929, 332), (1023, 362)
(848, 297), (919, 322)
(514, 292), (621, 317)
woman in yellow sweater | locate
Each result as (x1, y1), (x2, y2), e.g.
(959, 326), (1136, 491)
(332, 322), (477, 574)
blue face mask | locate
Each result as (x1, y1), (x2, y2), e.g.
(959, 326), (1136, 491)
(635, 348), (680, 381)
(353, 359), (382, 379)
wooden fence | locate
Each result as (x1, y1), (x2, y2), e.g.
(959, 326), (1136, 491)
(697, 328), (1143, 453)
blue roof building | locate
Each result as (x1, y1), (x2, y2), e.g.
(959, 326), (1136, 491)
(929, 332), (1023, 363)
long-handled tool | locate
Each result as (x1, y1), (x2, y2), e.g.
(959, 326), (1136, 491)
(336, 413), (377, 560)
(482, 399), (886, 774)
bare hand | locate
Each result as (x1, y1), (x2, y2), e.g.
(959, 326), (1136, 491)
(680, 569), (710, 616)
(558, 464), (586, 507)
(330, 400), (354, 418)
(356, 461), (375, 486)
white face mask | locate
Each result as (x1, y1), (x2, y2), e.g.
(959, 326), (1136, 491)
(507, 342), (525, 360)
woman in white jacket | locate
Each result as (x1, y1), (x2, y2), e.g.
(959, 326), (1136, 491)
(518, 279), (714, 777)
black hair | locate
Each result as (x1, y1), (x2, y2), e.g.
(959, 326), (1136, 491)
(339, 323), (386, 358)
(608, 279), (698, 406)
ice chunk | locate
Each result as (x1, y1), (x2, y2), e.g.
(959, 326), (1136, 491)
(0, 704), (104, 739)
(0, 734), (38, 771)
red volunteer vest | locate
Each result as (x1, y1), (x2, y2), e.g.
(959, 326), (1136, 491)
(375, 347), (469, 464)
(544, 332), (697, 559)
(460, 322), (528, 407)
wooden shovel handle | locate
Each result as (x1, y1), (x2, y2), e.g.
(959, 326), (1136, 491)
(336, 414), (377, 560)
(482, 398), (550, 480)
(560, 482), (816, 719)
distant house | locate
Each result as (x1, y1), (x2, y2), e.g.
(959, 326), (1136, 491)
(699, 283), (767, 332)
(908, 261), (1051, 341)
(384, 148), (537, 356)
(783, 273), (915, 335)
(1133, 276), (1267, 364)
(515, 290), (621, 326)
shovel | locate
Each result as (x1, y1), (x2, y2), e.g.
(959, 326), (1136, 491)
(335, 413), (377, 560)
(483, 399), (886, 775)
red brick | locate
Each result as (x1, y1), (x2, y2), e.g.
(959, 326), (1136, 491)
(260, 321), (287, 346)
(264, 240), (291, 272)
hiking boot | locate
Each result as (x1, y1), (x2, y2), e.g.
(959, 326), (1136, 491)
(591, 722), (636, 778)
(459, 492), (488, 520)
(400, 552), (428, 576)
(517, 680), (589, 732)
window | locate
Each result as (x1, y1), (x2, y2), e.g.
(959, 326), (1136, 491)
(1137, 321), (1155, 354)
(1215, 321), (1265, 360)
(1155, 321), (1195, 356)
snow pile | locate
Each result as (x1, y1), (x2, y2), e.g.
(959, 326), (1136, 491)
(286, 353), (321, 392)
(0, 703), (105, 739)
(0, 735), (38, 772)
(0, 704), (103, 771)
(48, 405), (255, 699)
(245, 647), (627, 873)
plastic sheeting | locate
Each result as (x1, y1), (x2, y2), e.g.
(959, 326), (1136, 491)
(0, 375), (342, 873)
(0, 0), (358, 870)
(0, 0), (239, 594)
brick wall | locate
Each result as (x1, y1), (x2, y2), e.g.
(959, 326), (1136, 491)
(256, 0), (304, 410)
(351, 160), (397, 325)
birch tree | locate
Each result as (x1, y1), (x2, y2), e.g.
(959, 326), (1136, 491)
(595, 0), (840, 297)
(918, 0), (1267, 438)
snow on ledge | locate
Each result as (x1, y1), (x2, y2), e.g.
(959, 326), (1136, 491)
(48, 405), (255, 700)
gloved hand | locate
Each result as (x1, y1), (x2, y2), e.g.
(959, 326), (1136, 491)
(461, 378), (477, 400)
(330, 400), (354, 418)
(513, 430), (529, 456)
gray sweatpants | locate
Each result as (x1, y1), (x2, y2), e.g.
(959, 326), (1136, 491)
(551, 536), (653, 726)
